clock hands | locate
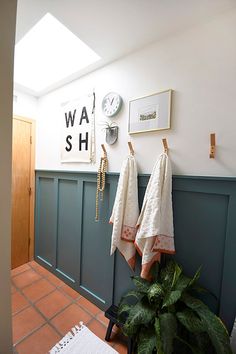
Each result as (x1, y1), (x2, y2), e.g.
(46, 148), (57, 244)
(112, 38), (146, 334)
(107, 97), (114, 106)
(102, 92), (122, 117)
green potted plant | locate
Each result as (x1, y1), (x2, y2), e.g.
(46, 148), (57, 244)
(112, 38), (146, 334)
(118, 260), (232, 354)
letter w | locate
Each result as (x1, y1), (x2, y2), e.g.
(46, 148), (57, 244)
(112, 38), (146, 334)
(65, 110), (76, 128)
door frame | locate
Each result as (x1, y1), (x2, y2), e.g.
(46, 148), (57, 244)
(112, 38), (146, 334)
(13, 115), (36, 261)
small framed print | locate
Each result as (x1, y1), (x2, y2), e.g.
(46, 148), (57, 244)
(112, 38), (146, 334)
(128, 89), (172, 134)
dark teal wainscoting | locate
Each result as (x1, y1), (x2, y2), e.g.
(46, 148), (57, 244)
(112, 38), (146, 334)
(35, 171), (236, 332)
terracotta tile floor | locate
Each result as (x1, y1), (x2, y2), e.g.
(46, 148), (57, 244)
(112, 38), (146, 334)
(12, 261), (127, 354)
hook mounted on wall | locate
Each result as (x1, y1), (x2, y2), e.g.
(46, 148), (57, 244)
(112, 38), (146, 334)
(128, 141), (134, 156)
(101, 143), (107, 158)
(209, 133), (216, 159)
(162, 138), (168, 154)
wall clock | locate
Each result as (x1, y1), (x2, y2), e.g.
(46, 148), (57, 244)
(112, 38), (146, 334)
(102, 92), (122, 117)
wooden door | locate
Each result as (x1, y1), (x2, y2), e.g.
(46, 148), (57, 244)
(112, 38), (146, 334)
(11, 118), (33, 269)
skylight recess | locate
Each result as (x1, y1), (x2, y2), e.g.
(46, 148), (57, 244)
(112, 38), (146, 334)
(14, 13), (101, 94)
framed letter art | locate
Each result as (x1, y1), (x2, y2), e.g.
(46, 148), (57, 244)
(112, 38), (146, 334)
(61, 92), (95, 163)
(128, 89), (172, 134)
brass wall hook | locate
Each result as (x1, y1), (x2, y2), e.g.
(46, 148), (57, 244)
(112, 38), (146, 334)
(128, 141), (134, 155)
(101, 144), (107, 158)
(209, 133), (216, 159)
(162, 138), (168, 154)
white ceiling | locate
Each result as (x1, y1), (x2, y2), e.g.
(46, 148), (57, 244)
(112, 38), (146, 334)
(15, 0), (236, 96)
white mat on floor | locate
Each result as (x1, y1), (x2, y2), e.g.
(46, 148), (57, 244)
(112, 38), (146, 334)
(49, 322), (118, 354)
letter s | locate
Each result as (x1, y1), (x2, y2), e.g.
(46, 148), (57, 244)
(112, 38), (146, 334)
(65, 135), (72, 151)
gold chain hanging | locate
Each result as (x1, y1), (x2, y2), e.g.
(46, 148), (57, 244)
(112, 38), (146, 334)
(95, 155), (108, 221)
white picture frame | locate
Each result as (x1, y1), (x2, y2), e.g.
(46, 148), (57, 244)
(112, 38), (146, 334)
(128, 89), (172, 134)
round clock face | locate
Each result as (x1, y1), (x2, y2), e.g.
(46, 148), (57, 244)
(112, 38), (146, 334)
(102, 92), (122, 117)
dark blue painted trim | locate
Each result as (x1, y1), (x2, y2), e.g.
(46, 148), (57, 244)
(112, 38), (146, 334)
(56, 268), (75, 283)
(80, 285), (106, 304)
(36, 255), (52, 267)
(35, 169), (236, 182)
(35, 170), (236, 331)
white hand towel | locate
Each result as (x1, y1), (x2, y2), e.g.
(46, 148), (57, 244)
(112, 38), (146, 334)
(110, 155), (139, 269)
(135, 153), (175, 279)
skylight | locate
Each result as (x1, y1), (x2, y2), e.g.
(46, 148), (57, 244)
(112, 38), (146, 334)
(14, 13), (101, 94)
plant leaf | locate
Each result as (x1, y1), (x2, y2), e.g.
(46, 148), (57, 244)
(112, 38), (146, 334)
(181, 293), (211, 312)
(194, 332), (213, 353)
(188, 266), (202, 288)
(117, 303), (132, 317)
(160, 260), (176, 289)
(154, 318), (164, 354)
(176, 336), (203, 354)
(147, 283), (163, 304)
(123, 301), (155, 337)
(137, 327), (157, 354)
(127, 301), (155, 327)
(122, 321), (139, 337)
(171, 262), (182, 288)
(175, 274), (191, 292)
(159, 313), (177, 354)
(182, 294), (232, 354)
(176, 309), (205, 333)
(191, 284), (209, 294)
(192, 284), (218, 301)
(131, 275), (150, 293)
(162, 290), (182, 308)
(121, 289), (144, 301)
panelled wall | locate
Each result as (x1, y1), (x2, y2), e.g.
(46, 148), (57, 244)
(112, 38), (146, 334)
(35, 171), (236, 332)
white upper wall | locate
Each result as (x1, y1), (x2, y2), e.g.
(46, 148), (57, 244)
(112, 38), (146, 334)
(35, 9), (236, 176)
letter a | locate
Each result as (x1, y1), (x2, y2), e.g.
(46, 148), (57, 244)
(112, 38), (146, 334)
(79, 107), (89, 125)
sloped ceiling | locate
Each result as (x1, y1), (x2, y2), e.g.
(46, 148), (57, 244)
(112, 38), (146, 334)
(15, 0), (236, 96)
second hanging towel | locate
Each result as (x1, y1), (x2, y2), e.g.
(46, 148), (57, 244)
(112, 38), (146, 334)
(135, 152), (175, 279)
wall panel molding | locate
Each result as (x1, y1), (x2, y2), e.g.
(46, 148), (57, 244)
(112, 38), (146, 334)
(35, 171), (236, 331)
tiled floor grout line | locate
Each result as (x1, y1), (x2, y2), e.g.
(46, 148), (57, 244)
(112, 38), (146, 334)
(12, 265), (74, 346)
(12, 274), (43, 289)
(27, 262), (110, 321)
(19, 263), (83, 304)
(12, 286), (57, 316)
(13, 304), (74, 347)
(13, 269), (99, 324)
(13, 287), (74, 341)
(12, 261), (123, 352)
(12, 263), (100, 346)
(11, 266), (32, 278)
(27, 262), (109, 321)
(13, 322), (52, 347)
(12, 303), (31, 317)
(12, 291), (64, 346)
